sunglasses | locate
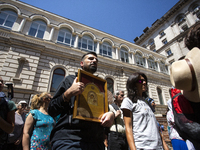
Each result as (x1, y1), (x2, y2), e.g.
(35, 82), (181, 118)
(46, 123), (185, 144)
(137, 79), (146, 84)
(21, 104), (27, 107)
(0, 80), (3, 84)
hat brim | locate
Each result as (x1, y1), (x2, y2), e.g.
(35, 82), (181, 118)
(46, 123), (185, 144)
(170, 47), (200, 102)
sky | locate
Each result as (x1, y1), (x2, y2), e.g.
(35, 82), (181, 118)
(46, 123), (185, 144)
(20, 0), (180, 43)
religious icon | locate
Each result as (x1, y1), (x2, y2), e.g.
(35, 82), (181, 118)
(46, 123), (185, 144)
(73, 69), (108, 122)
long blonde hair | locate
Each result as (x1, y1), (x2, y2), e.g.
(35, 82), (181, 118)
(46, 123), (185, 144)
(30, 92), (50, 110)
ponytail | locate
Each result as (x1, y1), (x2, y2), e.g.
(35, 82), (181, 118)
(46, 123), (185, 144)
(30, 92), (49, 109)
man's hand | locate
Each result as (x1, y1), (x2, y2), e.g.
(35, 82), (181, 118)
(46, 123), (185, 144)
(69, 77), (85, 96)
(63, 78), (85, 102)
(100, 112), (114, 127)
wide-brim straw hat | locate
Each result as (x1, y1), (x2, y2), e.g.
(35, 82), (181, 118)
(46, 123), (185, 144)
(170, 47), (200, 102)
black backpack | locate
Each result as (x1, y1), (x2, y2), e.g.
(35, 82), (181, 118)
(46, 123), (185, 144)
(0, 99), (9, 145)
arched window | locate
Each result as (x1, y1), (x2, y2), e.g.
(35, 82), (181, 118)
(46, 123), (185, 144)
(192, 4), (200, 19)
(160, 61), (168, 73)
(148, 39), (155, 50)
(176, 14), (186, 27)
(157, 87), (164, 105)
(147, 57), (157, 70)
(0, 9), (17, 29)
(120, 47), (129, 63)
(50, 68), (65, 92)
(28, 19), (47, 39)
(192, 4), (200, 13)
(148, 39), (154, 46)
(106, 78), (114, 94)
(135, 52), (145, 67)
(79, 35), (94, 51)
(177, 15), (185, 24)
(57, 28), (72, 46)
(100, 41), (112, 57)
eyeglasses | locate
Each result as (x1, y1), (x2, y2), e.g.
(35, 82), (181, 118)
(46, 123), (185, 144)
(137, 79), (146, 84)
(0, 80), (3, 84)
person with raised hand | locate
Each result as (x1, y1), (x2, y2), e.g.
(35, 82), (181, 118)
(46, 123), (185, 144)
(48, 52), (114, 150)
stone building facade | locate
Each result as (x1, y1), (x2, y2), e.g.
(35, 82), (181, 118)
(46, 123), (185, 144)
(0, 0), (171, 115)
(134, 0), (200, 65)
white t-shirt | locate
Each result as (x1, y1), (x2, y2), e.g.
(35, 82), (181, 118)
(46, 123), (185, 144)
(121, 97), (163, 150)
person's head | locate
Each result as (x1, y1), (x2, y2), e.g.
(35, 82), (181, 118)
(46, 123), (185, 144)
(30, 92), (52, 110)
(126, 72), (147, 102)
(185, 21), (200, 50)
(114, 90), (124, 107)
(80, 52), (98, 74)
(170, 48), (200, 102)
(148, 98), (156, 110)
(17, 100), (27, 112)
(0, 76), (4, 92)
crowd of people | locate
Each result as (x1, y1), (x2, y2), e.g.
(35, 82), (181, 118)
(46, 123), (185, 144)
(0, 21), (199, 150)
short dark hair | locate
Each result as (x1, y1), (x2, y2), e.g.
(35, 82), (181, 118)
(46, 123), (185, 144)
(81, 52), (97, 61)
(126, 72), (147, 103)
(114, 90), (124, 97)
(185, 21), (200, 50)
(113, 90), (124, 100)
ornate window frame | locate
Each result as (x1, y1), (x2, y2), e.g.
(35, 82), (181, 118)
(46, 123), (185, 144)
(100, 41), (112, 57)
(57, 28), (73, 46)
(28, 19), (47, 39)
(0, 8), (17, 29)
(120, 47), (129, 63)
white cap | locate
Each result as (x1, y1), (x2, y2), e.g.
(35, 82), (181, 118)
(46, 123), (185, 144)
(18, 100), (27, 105)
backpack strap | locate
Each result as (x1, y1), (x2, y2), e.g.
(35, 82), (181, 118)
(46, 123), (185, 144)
(171, 90), (200, 149)
(172, 92), (182, 101)
(110, 103), (119, 132)
(171, 92), (182, 117)
(111, 103), (119, 111)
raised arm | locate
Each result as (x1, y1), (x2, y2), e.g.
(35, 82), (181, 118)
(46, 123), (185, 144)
(48, 76), (84, 117)
(123, 108), (137, 150)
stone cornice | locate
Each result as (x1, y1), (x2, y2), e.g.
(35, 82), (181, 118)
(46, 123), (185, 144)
(0, 27), (170, 81)
(10, 37), (45, 51)
(135, 0), (190, 45)
(5, 0), (166, 60)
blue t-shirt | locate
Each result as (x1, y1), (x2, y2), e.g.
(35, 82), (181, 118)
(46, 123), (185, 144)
(29, 109), (55, 150)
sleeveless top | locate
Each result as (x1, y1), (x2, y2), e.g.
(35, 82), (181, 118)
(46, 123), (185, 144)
(29, 109), (54, 150)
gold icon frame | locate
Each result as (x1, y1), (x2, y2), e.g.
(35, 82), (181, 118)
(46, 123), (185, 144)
(73, 69), (108, 122)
